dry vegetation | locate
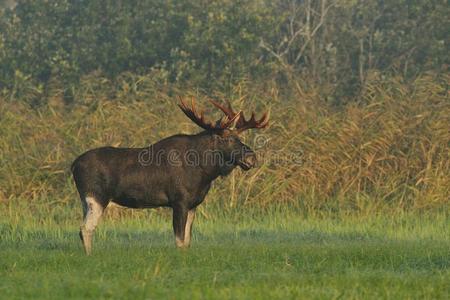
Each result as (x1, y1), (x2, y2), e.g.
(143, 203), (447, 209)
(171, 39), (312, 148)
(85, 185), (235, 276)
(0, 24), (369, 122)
(0, 73), (448, 214)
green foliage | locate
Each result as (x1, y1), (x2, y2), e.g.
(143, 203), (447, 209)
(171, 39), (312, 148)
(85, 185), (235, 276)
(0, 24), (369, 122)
(0, 0), (272, 95)
(0, 0), (448, 103)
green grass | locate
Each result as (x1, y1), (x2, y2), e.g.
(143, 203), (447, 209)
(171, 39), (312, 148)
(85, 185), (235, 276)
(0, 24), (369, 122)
(0, 204), (449, 299)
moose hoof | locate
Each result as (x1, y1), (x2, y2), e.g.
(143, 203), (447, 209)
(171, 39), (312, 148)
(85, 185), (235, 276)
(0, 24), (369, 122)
(175, 238), (190, 249)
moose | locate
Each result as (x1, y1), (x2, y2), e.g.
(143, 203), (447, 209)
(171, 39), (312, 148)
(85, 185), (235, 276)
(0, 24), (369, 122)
(71, 97), (269, 254)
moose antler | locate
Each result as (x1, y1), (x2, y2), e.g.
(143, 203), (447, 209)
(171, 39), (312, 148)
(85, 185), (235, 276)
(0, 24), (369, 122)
(235, 111), (270, 133)
(209, 99), (269, 133)
(178, 97), (240, 131)
(209, 99), (236, 120)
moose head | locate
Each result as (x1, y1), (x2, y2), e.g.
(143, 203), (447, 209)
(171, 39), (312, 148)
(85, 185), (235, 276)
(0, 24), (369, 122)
(178, 97), (269, 173)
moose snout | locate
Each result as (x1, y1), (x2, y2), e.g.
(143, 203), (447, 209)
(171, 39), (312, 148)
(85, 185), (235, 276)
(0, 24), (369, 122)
(237, 149), (257, 171)
(244, 152), (257, 168)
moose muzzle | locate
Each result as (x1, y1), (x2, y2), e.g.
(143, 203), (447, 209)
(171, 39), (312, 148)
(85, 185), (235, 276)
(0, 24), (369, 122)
(237, 147), (257, 171)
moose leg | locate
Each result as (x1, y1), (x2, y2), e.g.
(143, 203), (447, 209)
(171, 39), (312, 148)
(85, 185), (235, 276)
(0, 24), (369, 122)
(80, 196), (105, 255)
(184, 209), (196, 247)
(172, 205), (191, 248)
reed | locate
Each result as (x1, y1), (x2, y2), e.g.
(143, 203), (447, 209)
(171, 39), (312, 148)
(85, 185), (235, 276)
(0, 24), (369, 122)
(0, 73), (448, 214)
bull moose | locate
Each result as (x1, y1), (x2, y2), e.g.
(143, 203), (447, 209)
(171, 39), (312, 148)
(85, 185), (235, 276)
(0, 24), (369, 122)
(71, 98), (269, 254)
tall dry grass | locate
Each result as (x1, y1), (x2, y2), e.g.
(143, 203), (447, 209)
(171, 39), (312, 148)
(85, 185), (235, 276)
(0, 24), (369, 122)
(0, 72), (448, 214)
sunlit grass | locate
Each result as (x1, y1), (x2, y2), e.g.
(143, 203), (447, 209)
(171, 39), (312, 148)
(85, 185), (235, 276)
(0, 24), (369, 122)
(0, 74), (449, 212)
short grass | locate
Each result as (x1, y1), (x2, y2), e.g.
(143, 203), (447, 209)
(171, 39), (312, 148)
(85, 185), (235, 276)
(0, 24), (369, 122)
(0, 204), (449, 300)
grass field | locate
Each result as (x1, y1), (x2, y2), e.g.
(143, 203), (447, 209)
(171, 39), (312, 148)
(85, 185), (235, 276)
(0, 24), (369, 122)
(1, 203), (449, 299)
